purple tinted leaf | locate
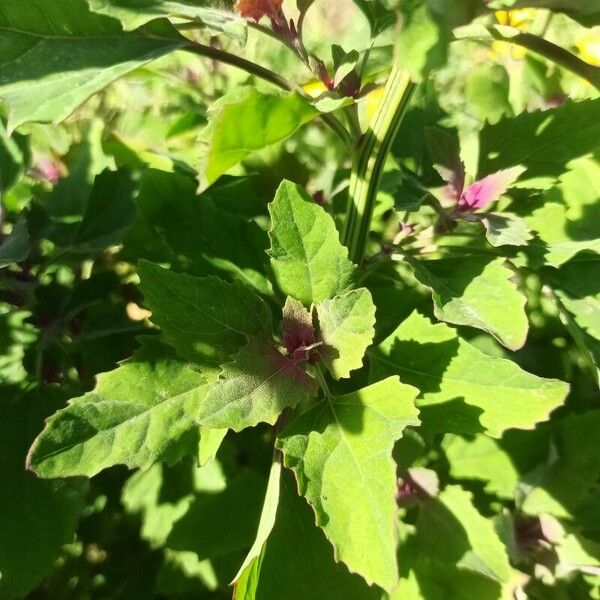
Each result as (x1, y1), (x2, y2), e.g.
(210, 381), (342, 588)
(281, 297), (317, 362)
(458, 166), (526, 211)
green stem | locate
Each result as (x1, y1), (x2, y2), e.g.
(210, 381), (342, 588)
(342, 66), (416, 264)
(182, 41), (351, 147)
(455, 24), (600, 91)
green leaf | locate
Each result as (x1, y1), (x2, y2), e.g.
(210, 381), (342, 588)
(27, 338), (208, 478)
(134, 169), (271, 294)
(521, 411), (600, 520)
(0, 0), (184, 131)
(50, 168), (137, 252)
(550, 256), (600, 341)
(277, 377), (420, 591)
(138, 261), (272, 374)
(525, 157), (600, 267)
(416, 485), (511, 583)
(203, 89), (319, 185)
(198, 336), (318, 431)
(406, 256), (528, 351)
(268, 180), (356, 306)
(315, 288), (376, 379)
(443, 429), (549, 499)
(0, 214), (29, 268)
(0, 387), (86, 599)
(369, 311), (568, 437)
(477, 212), (533, 247)
(478, 99), (600, 189)
(88, 0), (247, 42)
(234, 470), (380, 600)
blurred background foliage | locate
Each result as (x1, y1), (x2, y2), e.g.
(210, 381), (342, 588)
(1, 0), (600, 598)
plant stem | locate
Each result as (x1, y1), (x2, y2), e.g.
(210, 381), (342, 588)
(182, 41), (351, 147)
(342, 66), (416, 265)
(455, 25), (600, 91)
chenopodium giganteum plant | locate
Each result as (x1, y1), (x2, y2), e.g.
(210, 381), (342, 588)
(2, 0), (600, 597)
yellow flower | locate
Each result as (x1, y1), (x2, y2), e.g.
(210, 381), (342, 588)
(495, 8), (537, 30)
(302, 80), (328, 98)
(577, 28), (600, 67)
(235, 0), (283, 21)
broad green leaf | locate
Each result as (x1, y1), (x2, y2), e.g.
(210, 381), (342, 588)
(478, 212), (532, 247)
(49, 168), (137, 252)
(525, 157), (600, 267)
(521, 411), (600, 520)
(0, 214), (29, 268)
(548, 256), (600, 386)
(406, 256), (528, 351)
(443, 430), (551, 499)
(138, 261), (272, 373)
(478, 99), (600, 189)
(0, 387), (86, 600)
(134, 169), (271, 294)
(416, 485), (511, 583)
(315, 288), (376, 379)
(369, 311), (568, 437)
(233, 459), (282, 583)
(277, 377), (420, 591)
(550, 256), (600, 341)
(27, 338), (208, 478)
(88, 0), (247, 42)
(268, 180), (356, 306)
(391, 523), (504, 600)
(198, 336), (318, 431)
(0, 0), (184, 131)
(203, 89), (319, 185)
(234, 470), (380, 600)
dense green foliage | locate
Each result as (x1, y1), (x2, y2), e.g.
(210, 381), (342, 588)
(1, 0), (600, 598)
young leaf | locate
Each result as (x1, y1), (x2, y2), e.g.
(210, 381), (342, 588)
(406, 256), (529, 351)
(277, 377), (420, 591)
(369, 311), (569, 437)
(198, 336), (318, 431)
(458, 166), (526, 211)
(416, 485), (511, 583)
(203, 89), (319, 184)
(138, 261), (272, 373)
(0, 387), (86, 599)
(281, 297), (316, 361)
(0, 214), (29, 268)
(0, 0), (184, 131)
(234, 470), (380, 600)
(268, 180), (356, 306)
(27, 339), (209, 478)
(314, 288), (376, 379)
